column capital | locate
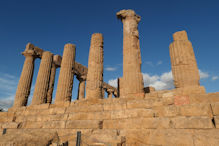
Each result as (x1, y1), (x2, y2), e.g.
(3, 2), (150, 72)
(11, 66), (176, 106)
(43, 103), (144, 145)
(22, 50), (37, 58)
(76, 75), (86, 82)
(116, 9), (141, 23)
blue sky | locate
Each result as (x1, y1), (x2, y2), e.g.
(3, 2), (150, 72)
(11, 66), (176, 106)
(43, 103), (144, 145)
(0, 0), (219, 109)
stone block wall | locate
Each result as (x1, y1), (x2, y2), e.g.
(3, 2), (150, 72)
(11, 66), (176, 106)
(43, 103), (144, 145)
(1, 91), (219, 145)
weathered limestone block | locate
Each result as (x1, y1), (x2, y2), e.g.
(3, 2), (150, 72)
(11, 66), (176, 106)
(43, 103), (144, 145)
(117, 9), (144, 97)
(1, 122), (19, 129)
(211, 102), (219, 115)
(0, 112), (15, 122)
(86, 33), (104, 99)
(193, 129), (219, 145)
(68, 111), (111, 120)
(66, 104), (103, 113)
(214, 116), (219, 128)
(179, 103), (213, 117)
(171, 116), (214, 129)
(154, 105), (179, 117)
(14, 44), (36, 107)
(110, 108), (156, 119)
(162, 92), (175, 105)
(48, 107), (67, 115)
(169, 30), (200, 88)
(126, 98), (163, 109)
(104, 102), (127, 111)
(77, 76), (86, 100)
(0, 129), (59, 145)
(32, 51), (53, 105)
(103, 118), (171, 129)
(26, 103), (50, 110)
(20, 121), (44, 128)
(155, 103), (213, 117)
(65, 120), (102, 129)
(55, 44), (76, 104)
(42, 121), (66, 129)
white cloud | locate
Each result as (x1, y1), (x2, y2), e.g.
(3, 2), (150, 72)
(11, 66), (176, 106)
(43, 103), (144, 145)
(212, 76), (219, 81)
(108, 71), (174, 91)
(143, 71), (174, 90)
(105, 67), (117, 71)
(199, 70), (209, 79)
(145, 61), (163, 66)
(107, 69), (213, 92)
(108, 78), (118, 88)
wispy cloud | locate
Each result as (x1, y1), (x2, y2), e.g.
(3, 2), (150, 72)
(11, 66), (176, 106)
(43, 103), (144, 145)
(199, 70), (209, 79)
(105, 67), (117, 71)
(157, 61), (163, 65)
(0, 73), (18, 110)
(145, 60), (163, 67)
(145, 61), (154, 66)
(212, 76), (219, 81)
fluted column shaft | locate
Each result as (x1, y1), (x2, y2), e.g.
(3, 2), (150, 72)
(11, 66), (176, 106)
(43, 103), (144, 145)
(46, 63), (57, 104)
(86, 33), (104, 99)
(14, 50), (36, 107)
(117, 10), (144, 96)
(55, 44), (76, 104)
(77, 77), (86, 100)
(32, 51), (53, 105)
(169, 31), (200, 88)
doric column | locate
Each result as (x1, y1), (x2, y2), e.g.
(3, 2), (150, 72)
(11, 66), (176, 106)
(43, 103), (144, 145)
(169, 30), (200, 88)
(55, 44), (76, 104)
(116, 9), (144, 97)
(46, 63), (58, 104)
(32, 51), (53, 105)
(86, 33), (104, 99)
(77, 76), (86, 100)
(14, 44), (36, 107)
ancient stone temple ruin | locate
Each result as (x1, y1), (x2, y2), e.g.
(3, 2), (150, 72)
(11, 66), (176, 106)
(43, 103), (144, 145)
(1, 9), (219, 146)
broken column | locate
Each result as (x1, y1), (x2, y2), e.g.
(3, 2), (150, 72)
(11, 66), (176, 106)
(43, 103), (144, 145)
(86, 33), (104, 99)
(32, 51), (53, 105)
(169, 30), (205, 96)
(117, 9), (144, 97)
(13, 43), (36, 107)
(169, 30), (200, 88)
(77, 75), (86, 100)
(55, 44), (76, 104)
